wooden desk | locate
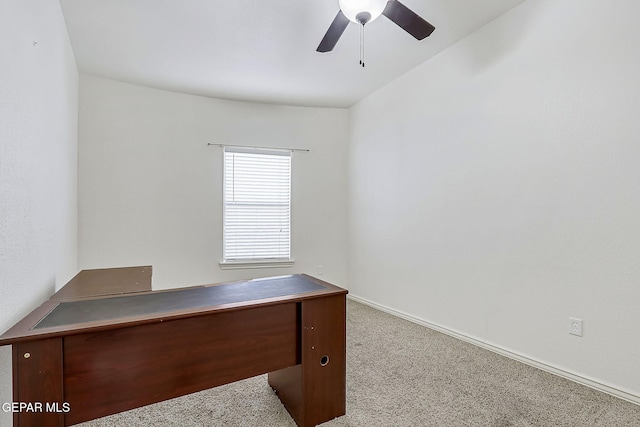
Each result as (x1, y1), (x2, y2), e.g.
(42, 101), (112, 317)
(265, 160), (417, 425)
(0, 267), (347, 427)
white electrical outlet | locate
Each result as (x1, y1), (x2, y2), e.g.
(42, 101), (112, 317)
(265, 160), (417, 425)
(569, 318), (583, 336)
(316, 265), (324, 275)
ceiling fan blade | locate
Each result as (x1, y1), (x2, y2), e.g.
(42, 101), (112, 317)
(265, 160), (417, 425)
(382, 0), (435, 40)
(317, 10), (350, 52)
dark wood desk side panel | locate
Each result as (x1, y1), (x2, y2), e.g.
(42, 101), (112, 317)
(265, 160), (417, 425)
(13, 338), (64, 427)
(302, 294), (346, 426)
(63, 303), (299, 425)
(269, 294), (346, 427)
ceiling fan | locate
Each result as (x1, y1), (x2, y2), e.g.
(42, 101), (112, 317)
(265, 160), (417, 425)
(317, 0), (435, 65)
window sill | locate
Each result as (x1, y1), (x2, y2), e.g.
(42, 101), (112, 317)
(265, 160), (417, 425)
(219, 259), (295, 270)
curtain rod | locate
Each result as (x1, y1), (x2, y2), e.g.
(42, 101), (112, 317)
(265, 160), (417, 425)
(207, 143), (310, 153)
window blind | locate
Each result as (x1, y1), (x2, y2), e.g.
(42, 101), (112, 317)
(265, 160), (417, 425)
(223, 147), (291, 261)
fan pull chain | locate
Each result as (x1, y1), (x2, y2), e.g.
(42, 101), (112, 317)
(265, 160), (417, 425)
(359, 23), (365, 67)
(362, 24), (364, 67)
(359, 24), (362, 66)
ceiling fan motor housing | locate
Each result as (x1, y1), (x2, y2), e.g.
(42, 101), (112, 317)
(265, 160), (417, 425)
(356, 12), (372, 25)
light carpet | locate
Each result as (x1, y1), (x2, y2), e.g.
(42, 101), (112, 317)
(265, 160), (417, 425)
(78, 300), (640, 426)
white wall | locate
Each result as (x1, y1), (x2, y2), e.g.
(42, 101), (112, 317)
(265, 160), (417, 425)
(348, 0), (640, 400)
(78, 75), (349, 289)
(0, 0), (79, 423)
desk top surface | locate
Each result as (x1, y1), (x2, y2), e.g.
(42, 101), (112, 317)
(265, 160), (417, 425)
(51, 266), (152, 300)
(35, 275), (324, 329)
(0, 267), (346, 345)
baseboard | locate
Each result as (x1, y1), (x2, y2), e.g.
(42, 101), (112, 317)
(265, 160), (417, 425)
(347, 294), (640, 406)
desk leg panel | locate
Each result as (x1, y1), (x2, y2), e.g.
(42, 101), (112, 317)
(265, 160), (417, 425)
(13, 338), (65, 427)
(268, 364), (304, 423)
(269, 294), (346, 427)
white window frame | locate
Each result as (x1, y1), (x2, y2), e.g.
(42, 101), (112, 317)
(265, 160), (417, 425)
(219, 146), (293, 269)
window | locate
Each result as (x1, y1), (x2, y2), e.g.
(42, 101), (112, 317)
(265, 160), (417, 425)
(221, 147), (292, 268)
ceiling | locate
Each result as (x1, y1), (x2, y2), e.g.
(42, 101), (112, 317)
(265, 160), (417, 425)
(59, 0), (525, 108)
